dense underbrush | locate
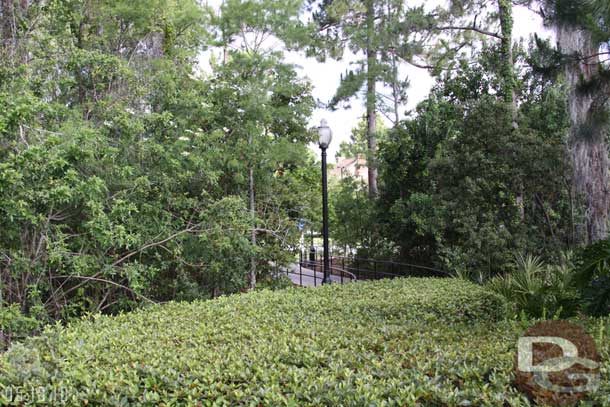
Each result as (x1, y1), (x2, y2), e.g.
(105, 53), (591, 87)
(0, 278), (607, 406)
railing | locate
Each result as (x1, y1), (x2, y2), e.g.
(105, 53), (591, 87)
(296, 260), (357, 286)
(277, 251), (448, 287)
(329, 255), (448, 280)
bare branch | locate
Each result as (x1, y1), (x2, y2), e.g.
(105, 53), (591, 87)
(110, 224), (203, 267)
(52, 275), (157, 304)
(430, 25), (503, 40)
(404, 59), (435, 70)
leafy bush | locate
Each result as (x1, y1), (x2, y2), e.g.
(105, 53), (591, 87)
(575, 239), (610, 316)
(0, 305), (43, 350)
(0, 278), (606, 406)
(0, 0), (318, 328)
(376, 47), (573, 275)
(486, 253), (581, 318)
(255, 274), (294, 291)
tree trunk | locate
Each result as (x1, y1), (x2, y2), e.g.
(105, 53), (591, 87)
(365, 0), (378, 198)
(498, 0), (516, 114)
(249, 164), (257, 289)
(498, 0), (525, 220)
(391, 53), (400, 126)
(366, 94), (378, 198)
(0, 0), (31, 63)
(557, 24), (610, 244)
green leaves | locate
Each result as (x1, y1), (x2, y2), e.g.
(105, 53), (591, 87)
(0, 278), (607, 405)
(0, 0), (322, 322)
(373, 44), (573, 275)
(328, 69), (366, 110)
(218, 0), (307, 48)
(486, 253), (581, 318)
(575, 239), (610, 315)
(0, 278), (554, 406)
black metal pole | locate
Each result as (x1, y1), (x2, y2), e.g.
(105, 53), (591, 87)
(321, 147), (331, 284)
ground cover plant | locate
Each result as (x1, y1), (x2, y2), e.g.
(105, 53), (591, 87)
(0, 278), (607, 406)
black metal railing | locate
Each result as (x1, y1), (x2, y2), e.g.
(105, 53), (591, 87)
(275, 251), (448, 287)
(298, 258), (357, 286)
(330, 255), (448, 280)
(271, 258), (356, 287)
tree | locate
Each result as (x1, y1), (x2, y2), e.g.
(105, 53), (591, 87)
(204, 51), (315, 289)
(310, 0), (423, 197)
(212, 0), (315, 289)
(0, 0), (40, 64)
(536, 0), (610, 244)
(0, 0), (318, 335)
(335, 116), (387, 160)
(376, 45), (572, 275)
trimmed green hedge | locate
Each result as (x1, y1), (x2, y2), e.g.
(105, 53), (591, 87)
(0, 278), (607, 406)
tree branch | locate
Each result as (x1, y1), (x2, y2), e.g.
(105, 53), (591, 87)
(51, 275), (157, 304)
(430, 25), (503, 40)
(403, 59), (435, 70)
(110, 224), (204, 267)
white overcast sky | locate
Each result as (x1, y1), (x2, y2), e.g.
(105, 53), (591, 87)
(201, 2), (553, 160)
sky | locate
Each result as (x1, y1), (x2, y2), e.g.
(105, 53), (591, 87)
(202, 2), (554, 161)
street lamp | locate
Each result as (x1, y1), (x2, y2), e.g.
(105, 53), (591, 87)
(318, 119), (332, 284)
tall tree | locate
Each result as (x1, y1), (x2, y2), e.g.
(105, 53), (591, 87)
(421, 0), (524, 216)
(311, 0), (421, 198)
(365, 0), (378, 197)
(421, 1), (518, 111)
(376, 45), (572, 274)
(336, 115), (387, 160)
(212, 0), (316, 288)
(539, 0), (610, 243)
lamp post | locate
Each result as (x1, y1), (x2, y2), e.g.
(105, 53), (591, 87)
(318, 119), (332, 284)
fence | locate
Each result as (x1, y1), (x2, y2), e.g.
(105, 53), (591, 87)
(279, 250), (448, 287)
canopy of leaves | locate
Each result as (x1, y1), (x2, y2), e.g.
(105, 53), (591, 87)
(0, 0), (319, 334)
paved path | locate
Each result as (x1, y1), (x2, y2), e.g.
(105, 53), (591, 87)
(284, 263), (354, 287)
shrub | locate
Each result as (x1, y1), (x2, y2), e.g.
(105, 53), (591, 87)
(575, 238), (610, 316)
(486, 253), (581, 318)
(0, 305), (43, 350)
(255, 274), (294, 291)
(0, 278), (607, 406)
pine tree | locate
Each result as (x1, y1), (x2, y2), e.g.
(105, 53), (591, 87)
(311, 0), (421, 198)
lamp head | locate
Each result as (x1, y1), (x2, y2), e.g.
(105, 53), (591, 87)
(317, 119), (332, 149)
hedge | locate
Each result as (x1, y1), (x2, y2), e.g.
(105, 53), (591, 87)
(0, 278), (607, 406)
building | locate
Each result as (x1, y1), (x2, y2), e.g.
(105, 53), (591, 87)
(331, 155), (368, 183)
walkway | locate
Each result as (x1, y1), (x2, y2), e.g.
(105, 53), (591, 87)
(284, 263), (355, 287)
(273, 256), (447, 288)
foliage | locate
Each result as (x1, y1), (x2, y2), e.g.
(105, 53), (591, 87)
(428, 98), (523, 277)
(335, 116), (387, 160)
(311, 0), (418, 114)
(374, 46), (573, 276)
(330, 177), (399, 259)
(486, 253), (581, 318)
(487, 240), (610, 318)
(255, 274), (295, 291)
(0, 278), (531, 406)
(215, 0), (311, 52)
(0, 0), (318, 333)
(575, 238), (610, 316)
(0, 278), (608, 406)
(0, 305), (43, 350)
